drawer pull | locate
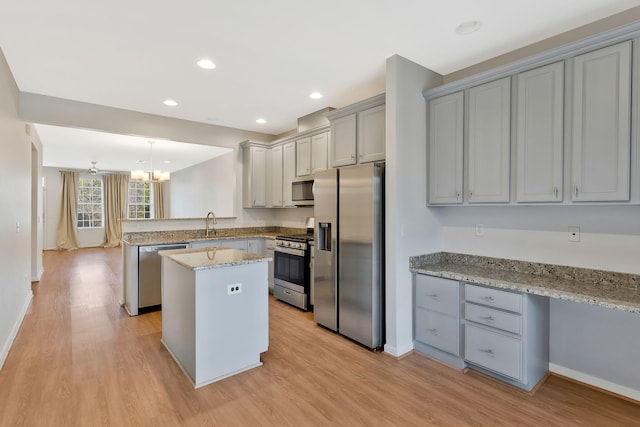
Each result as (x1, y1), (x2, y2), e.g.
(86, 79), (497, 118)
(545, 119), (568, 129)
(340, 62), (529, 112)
(479, 349), (495, 356)
(481, 316), (494, 321)
(426, 328), (438, 335)
(426, 293), (438, 298)
(481, 296), (495, 303)
(284, 290), (292, 295)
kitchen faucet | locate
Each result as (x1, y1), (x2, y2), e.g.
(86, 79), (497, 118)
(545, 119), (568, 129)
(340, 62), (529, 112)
(205, 212), (217, 237)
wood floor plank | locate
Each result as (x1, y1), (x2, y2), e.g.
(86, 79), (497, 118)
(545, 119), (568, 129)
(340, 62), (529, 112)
(0, 247), (638, 426)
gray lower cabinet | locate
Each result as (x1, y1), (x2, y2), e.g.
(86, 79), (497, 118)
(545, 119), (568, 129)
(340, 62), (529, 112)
(463, 283), (549, 391)
(413, 274), (464, 368)
(413, 274), (550, 391)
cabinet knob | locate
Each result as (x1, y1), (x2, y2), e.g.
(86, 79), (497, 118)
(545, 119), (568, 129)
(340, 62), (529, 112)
(481, 296), (494, 302)
(456, 192), (460, 200)
(426, 328), (438, 335)
(574, 185), (579, 198)
(480, 349), (495, 356)
(554, 187), (559, 198)
(469, 191), (473, 200)
(426, 293), (438, 298)
(481, 315), (494, 321)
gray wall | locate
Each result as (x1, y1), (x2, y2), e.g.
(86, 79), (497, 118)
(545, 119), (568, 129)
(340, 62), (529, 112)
(384, 55), (443, 356)
(0, 48), (34, 368)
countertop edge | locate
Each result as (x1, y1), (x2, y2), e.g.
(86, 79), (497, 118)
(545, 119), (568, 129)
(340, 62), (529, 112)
(410, 267), (640, 314)
(161, 247), (271, 271)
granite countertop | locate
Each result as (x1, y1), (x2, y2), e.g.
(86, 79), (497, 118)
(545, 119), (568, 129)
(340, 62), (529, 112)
(410, 252), (640, 313)
(160, 247), (271, 271)
(123, 226), (301, 245)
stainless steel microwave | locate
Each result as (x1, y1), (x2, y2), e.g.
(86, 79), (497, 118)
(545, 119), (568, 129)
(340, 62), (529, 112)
(292, 176), (314, 206)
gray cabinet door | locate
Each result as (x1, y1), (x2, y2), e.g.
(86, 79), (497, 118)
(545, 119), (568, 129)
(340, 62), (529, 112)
(467, 77), (511, 203)
(357, 104), (385, 163)
(251, 146), (267, 207)
(428, 91), (464, 204)
(311, 132), (329, 173)
(270, 145), (283, 207)
(571, 41), (631, 202)
(296, 137), (311, 176)
(330, 114), (357, 167)
(283, 142), (296, 207)
(516, 62), (564, 202)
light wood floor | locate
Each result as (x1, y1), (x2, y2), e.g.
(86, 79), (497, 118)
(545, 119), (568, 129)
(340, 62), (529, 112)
(1, 248), (638, 426)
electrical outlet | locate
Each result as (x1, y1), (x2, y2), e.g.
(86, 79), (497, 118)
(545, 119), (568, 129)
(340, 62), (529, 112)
(475, 224), (484, 237)
(568, 226), (580, 242)
(227, 283), (242, 295)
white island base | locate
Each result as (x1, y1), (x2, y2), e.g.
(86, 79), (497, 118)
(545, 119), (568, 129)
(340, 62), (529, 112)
(160, 247), (269, 388)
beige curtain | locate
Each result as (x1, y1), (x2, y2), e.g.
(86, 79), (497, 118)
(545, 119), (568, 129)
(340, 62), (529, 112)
(153, 181), (166, 219)
(103, 174), (129, 247)
(55, 171), (79, 250)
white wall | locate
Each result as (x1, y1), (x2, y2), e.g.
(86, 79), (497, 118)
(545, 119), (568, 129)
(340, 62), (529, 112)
(169, 152), (236, 218)
(0, 48), (33, 369)
(384, 55), (443, 356)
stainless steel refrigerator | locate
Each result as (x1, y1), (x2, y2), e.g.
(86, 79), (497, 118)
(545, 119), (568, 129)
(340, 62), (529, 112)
(313, 162), (384, 349)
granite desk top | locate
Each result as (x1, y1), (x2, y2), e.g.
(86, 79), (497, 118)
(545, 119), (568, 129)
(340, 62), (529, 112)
(160, 247), (271, 271)
(410, 252), (640, 313)
(123, 226), (302, 245)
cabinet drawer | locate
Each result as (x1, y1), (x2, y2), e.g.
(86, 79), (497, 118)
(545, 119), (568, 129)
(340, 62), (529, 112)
(465, 324), (522, 381)
(465, 303), (522, 335)
(415, 308), (460, 356)
(465, 284), (522, 313)
(415, 275), (459, 315)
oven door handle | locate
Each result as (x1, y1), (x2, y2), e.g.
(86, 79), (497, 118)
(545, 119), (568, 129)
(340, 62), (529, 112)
(275, 247), (305, 257)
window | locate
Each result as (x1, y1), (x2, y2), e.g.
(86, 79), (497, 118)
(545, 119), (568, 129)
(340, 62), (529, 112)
(77, 176), (103, 228)
(128, 181), (153, 219)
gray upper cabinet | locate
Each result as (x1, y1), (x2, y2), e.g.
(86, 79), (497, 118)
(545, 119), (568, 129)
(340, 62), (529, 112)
(282, 141), (296, 207)
(328, 94), (386, 168)
(428, 91), (464, 204)
(571, 41), (631, 202)
(515, 62), (564, 203)
(296, 137), (312, 176)
(357, 104), (386, 164)
(242, 143), (268, 208)
(270, 144), (283, 207)
(330, 114), (357, 167)
(311, 131), (329, 174)
(467, 77), (511, 203)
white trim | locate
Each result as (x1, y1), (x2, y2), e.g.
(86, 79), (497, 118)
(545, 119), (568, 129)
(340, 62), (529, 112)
(0, 291), (33, 370)
(549, 363), (640, 402)
(384, 342), (414, 358)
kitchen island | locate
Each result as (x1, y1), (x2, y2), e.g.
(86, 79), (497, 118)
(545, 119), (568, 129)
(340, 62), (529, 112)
(160, 246), (270, 388)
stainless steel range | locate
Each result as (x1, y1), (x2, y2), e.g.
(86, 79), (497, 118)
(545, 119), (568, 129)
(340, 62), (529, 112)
(273, 232), (313, 311)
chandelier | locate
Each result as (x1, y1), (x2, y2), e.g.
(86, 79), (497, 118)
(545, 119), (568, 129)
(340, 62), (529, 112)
(130, 141), (170, 182)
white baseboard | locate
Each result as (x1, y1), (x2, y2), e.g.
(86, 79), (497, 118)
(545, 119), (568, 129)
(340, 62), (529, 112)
(0, 291), (33, 370)
(384, 342), (414, 358)
(549, 363), (640, 402)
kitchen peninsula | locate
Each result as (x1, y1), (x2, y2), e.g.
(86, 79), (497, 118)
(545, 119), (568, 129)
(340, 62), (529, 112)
(160, 246), (270, 388)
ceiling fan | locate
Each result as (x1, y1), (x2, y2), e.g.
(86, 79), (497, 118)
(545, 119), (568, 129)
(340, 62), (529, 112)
(88, 161), (111, 175)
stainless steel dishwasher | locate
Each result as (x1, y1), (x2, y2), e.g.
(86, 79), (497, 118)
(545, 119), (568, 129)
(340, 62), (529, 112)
(138, 243), (188, 312)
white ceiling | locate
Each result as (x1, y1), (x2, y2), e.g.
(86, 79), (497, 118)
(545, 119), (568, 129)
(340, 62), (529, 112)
(1, 0), (639, 171)
(35, 124), (232, 173)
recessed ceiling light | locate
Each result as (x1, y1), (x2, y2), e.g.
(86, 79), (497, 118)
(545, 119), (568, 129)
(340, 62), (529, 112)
(197, 59), (216, 70)
(136, 159), (146, 164)
(309, 92), (323, 99)
(455, 20), (482, 35)
(163, 99), (178, 106)
(256, 118), (267, 124)
(163, 160), (171, 164)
